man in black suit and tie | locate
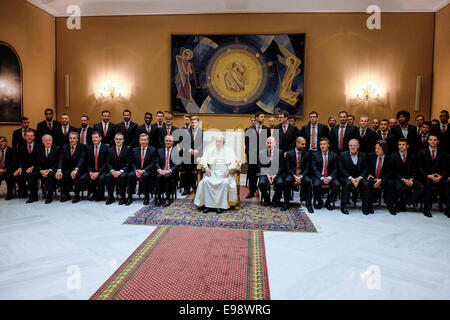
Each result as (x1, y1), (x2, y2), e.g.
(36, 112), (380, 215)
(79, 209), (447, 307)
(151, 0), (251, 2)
(93, 110), (116, 146)
(311, 137), (340, 210)
(0, 136), (17, 200)
(104, 132), (131, 205)
(78, 115), (93, 146)
(366, 140), (396, 215)
(245, 111), (270, 199)
(299, 111), (329, 152)
(432, 109), (449, 153)
(329, 111), (357, 153)
(390, 138), (424, 212)
(55, 132), (88, 203)
(12, 117), (35, 150)
(127, 133), (157, 206)
(155, 135), (180, 207)
(180, 116), (203, 196)
(86, 131), (109, 202)
(36, 134), (60, 204)
(157, 112), (179, 148)
(391, 110), (418, 153)
(258, 137), (284, 207)
(55, 113), (77, 146)
(36, 108), (61, 143)
(417, 134), (448, 217)
(136, 112), (159, 149)
(274, 111), (297, 153)
(181, 114), (191, 131)
(415, 114), (425, 137)
(338, 139), (370, 215)
(356, 115), (377, 154)
(283, 137), (314, 213)
(376, 119), (396, 154)
(416, 121), (432, 150)
(116, 109), (139, 148)
(13, 130), (42, 203)
(154, 111), (165, 130)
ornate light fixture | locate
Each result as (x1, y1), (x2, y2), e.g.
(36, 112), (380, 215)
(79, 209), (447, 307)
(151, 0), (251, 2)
(355, 80), (381, 100)
(98, 80), (123, 99)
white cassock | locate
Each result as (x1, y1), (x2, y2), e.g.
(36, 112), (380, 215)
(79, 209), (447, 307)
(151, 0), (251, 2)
(194, 145), (237, 209)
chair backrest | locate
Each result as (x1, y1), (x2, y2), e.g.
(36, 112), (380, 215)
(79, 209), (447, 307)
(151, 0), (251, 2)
(202, 129), (245, 164)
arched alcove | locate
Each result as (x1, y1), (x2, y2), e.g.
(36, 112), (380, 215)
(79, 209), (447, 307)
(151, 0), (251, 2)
(0, 41), (22, 124)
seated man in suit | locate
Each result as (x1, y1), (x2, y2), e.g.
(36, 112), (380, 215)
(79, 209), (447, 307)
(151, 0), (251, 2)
(93, 110), (116, 146)
(12, 117), (34, 150)
(36, 134), (60, 204)
(55, 113), (77, 147)
(86, 131), (108, 202)
(78, 115), (93, 146)
(338, 139), (370, 215)
(258, 137), (284, 207)
(36, 108), (61, 143)
(105, 132), (131, 205)
(156, 135), (180, 207)
(13, 129), (42, 203)
(356, 115), (377, 154)
(127, 133), (157, 206)
(366, 140), (396, 215)
(300, 111), (329, 153)
(417, 121), (432, 150)
(329, 110), (357, 153)
(180, 116), (203, 196)
(55, 132), (88, 203)
(311, 137), (340, 210)
(391, 138), (424, 212)
(116, 109), (138, 147)
(417, 133), (448, 217)
(283, 137), (313, 213)
(0, 136), (17, 200)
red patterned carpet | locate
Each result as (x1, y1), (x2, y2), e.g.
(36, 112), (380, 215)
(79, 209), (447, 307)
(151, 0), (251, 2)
(91, 226), (270, 300)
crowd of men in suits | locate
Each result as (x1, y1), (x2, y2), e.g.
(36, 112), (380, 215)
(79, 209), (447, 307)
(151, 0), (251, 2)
(0, 107), (449, 217)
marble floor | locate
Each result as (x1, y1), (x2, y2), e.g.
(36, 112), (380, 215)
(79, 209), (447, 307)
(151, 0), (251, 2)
(0, 185), (449, 300)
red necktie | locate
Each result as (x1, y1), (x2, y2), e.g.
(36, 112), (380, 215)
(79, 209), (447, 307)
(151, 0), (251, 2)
(431, 149), (435, 161)
(442, 126), (446, 134)
(376, 157), (382, 179)
(296, 151), (301, 176)
(0, 149), (4, 169)
(311, 126), (316, 149)
(382, 132), (386, 141)
(103, 123), (107, 137)
(28, 144), (32, 154)
(422, 135), (426, 143)
(64, 127), (67, 136)
(402, 154), (407, 164)
(164, 149), (170, 170)
(269, 150), (272, 161)
(361, 129), (365, 139)
(70, 146), (74, 157)
(147, 126), (150, 135)
(283, 125), (287, 134)
(46, 148), (49, 158)
(117, 147), (121, 158)
(94, 146), (99, 171)
(193, 129), (196, 141)
(339, 126), (345, 150)
(80, 129), (85, 144)
(323, 153), (328, 177)
(258, 126), (261, 135)
(141, 148), (145, 169)
(125, 122), (129, 131)
(167, 127), (170, 136)
(48, 122), (52, 131)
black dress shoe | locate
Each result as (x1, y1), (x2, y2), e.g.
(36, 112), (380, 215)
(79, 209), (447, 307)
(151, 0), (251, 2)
(162, 200), (171, 207)
(181, 190), (190, 196)
(362, 206), (369, 215)
(314, 201), (323, 210)
(202, 208), (210, 213)
(216, 208), (222, 214)
(388, 207), (397, 215)
(5, 195), (14, 200)
(281, 204), (289, 211)
(306, 204), (314, 213)
(26, 198), (38, 204)
(341, 205), (349, 215)
(325, 201), (334, 211)
(88, 194), (96, 201)
(126, 198), (133, 206)
(424, 208), (432, 218)
(106, 198), (115, 205)
(60, 194), (71, 202)
(119, 198), (126, 205)
(262, 198), (270, 206)
(45, 198), (53, 204)
(143, 198), (149, 206)
(245, 193), (255, 199)
(72, 196), (80, 204)
(368, 206), (374, 214)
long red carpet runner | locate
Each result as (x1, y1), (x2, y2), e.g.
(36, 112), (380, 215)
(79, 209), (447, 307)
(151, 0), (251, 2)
(90, 226), (270, 300)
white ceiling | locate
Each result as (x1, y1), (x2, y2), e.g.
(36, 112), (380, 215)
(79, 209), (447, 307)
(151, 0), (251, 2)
(26, 0), (449, 17)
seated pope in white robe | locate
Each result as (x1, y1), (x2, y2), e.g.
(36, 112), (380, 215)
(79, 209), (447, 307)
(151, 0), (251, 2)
(194, 135), (237, 213)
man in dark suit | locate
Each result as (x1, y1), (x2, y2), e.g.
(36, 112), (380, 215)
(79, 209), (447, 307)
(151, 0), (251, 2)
(415, 114), (425, 137)
(391, 110), (418, 153)
(155, 135), (180, 207)
(376, 119), (397, 154)
(390, 138), (424, 212)
(274, 111), (298, 153)
(366, 140), (397, 215)
(311, 137), (340, 210)
(36, 134), (60, 204)
(116, 109), (139, 148)
(157, 112), (179, 148)
(154, 111), (165, 130)
(93, 110), (116, 146)
(36, 108), (61, 142)
(136, 112), (159, 149)
(417, 134), (447, 217)
(299, 111), (329, 152)
(329, 111), (357, 153)
(283, 137), (313, 213)
(0, 136), (17, 200)
(55, 113), (78, 146)
(245, 111), (270, 199)
(338, 139), (370, 215)
(55, 132), (88, 204)
(416, 121), (432, 150)
(432, 109), (449, 153)
(356, 115), (377, 154)
(180, 116), (203, 196)
(12, 117), (35, 150)
(78, 115), (93, 146)
(13, 129), (42, 203)
(258, 137), (284, 207)
(127, 133), (157, 206)
(104, 132), (131, 205)
(86, 131), (109, 202)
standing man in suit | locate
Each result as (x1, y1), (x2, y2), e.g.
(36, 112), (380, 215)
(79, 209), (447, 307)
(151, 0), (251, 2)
(415, 114), (425, 137)
(154, 111), (165, 130)
(86, 131), (109, 202)
(155, 135), (180, 207)
(13, 130), (41, 203)
(388, 118), (399, 130)
(245, 111), (270, 199)
(104, 132), (131, 205)
(0, 136), (17, 200)
(36, 108), (61, 142)
(182, 114), (191, 131)
(390, 138), (424, 212)
(432, 109), (449, 152)
(356, 115), (377, 154)
(78, 115), (93, 146)
(127, 133), (157, 206)
(391, 110), (417, 153)
(417, 121), (432, 150)
(329, 110), (357, 153)
(56, 132), (88, 203)
(311, 137), (340, 210)
(268, 116), (276, 137)
(157, 112), (179, 148)
(283, 137), (313, 213)
(372, 118), (380, 133)
(36, 134), (60, 204)
(116, 109), (139, 148)
(366, 140), (396, 215)
(417, 134), (447, 217)
(347, 115), (355, 126)
(55, 113), (77, 146)
(338, 139), (370, 215)
(12, 117), (34, 150)
(137, 112), (159, 149)
(327, 116), (337, 128)
(300, 111), (329, 153)
(180, 116), (203, 196)
(93, 110), (116, 146)
(258, 137), (284, 207)
(274, 111), (297, 153)
(376, 119), (396, 154)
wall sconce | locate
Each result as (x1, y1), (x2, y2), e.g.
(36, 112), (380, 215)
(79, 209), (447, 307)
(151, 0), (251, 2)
(355, 80), (381, 100)
(98, 80), (123, 99)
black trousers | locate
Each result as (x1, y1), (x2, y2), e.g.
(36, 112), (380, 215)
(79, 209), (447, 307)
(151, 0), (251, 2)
(394, 179), (424, 205)
(258, 175), (284, 201)
(156, 172), (176, 200)
(88, 172), (105, 198)
(15, 170), (39, 199)
(105, 172), (128, 199)
(312, 177), (340, 203)
(340, 178), (369, 207)
(180, 164), (196, 192)
(0, 172), (15, 198)
(247, 164), (259, 194)
(127, 171), (152, 197)
(444, 179), (450, 208)
(367, 178), (396, 208)
(422, 178), (446, 209)
(60, 170), (88, 196)
(284, 175), (312, 205)
(40, 171), (56, 200)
